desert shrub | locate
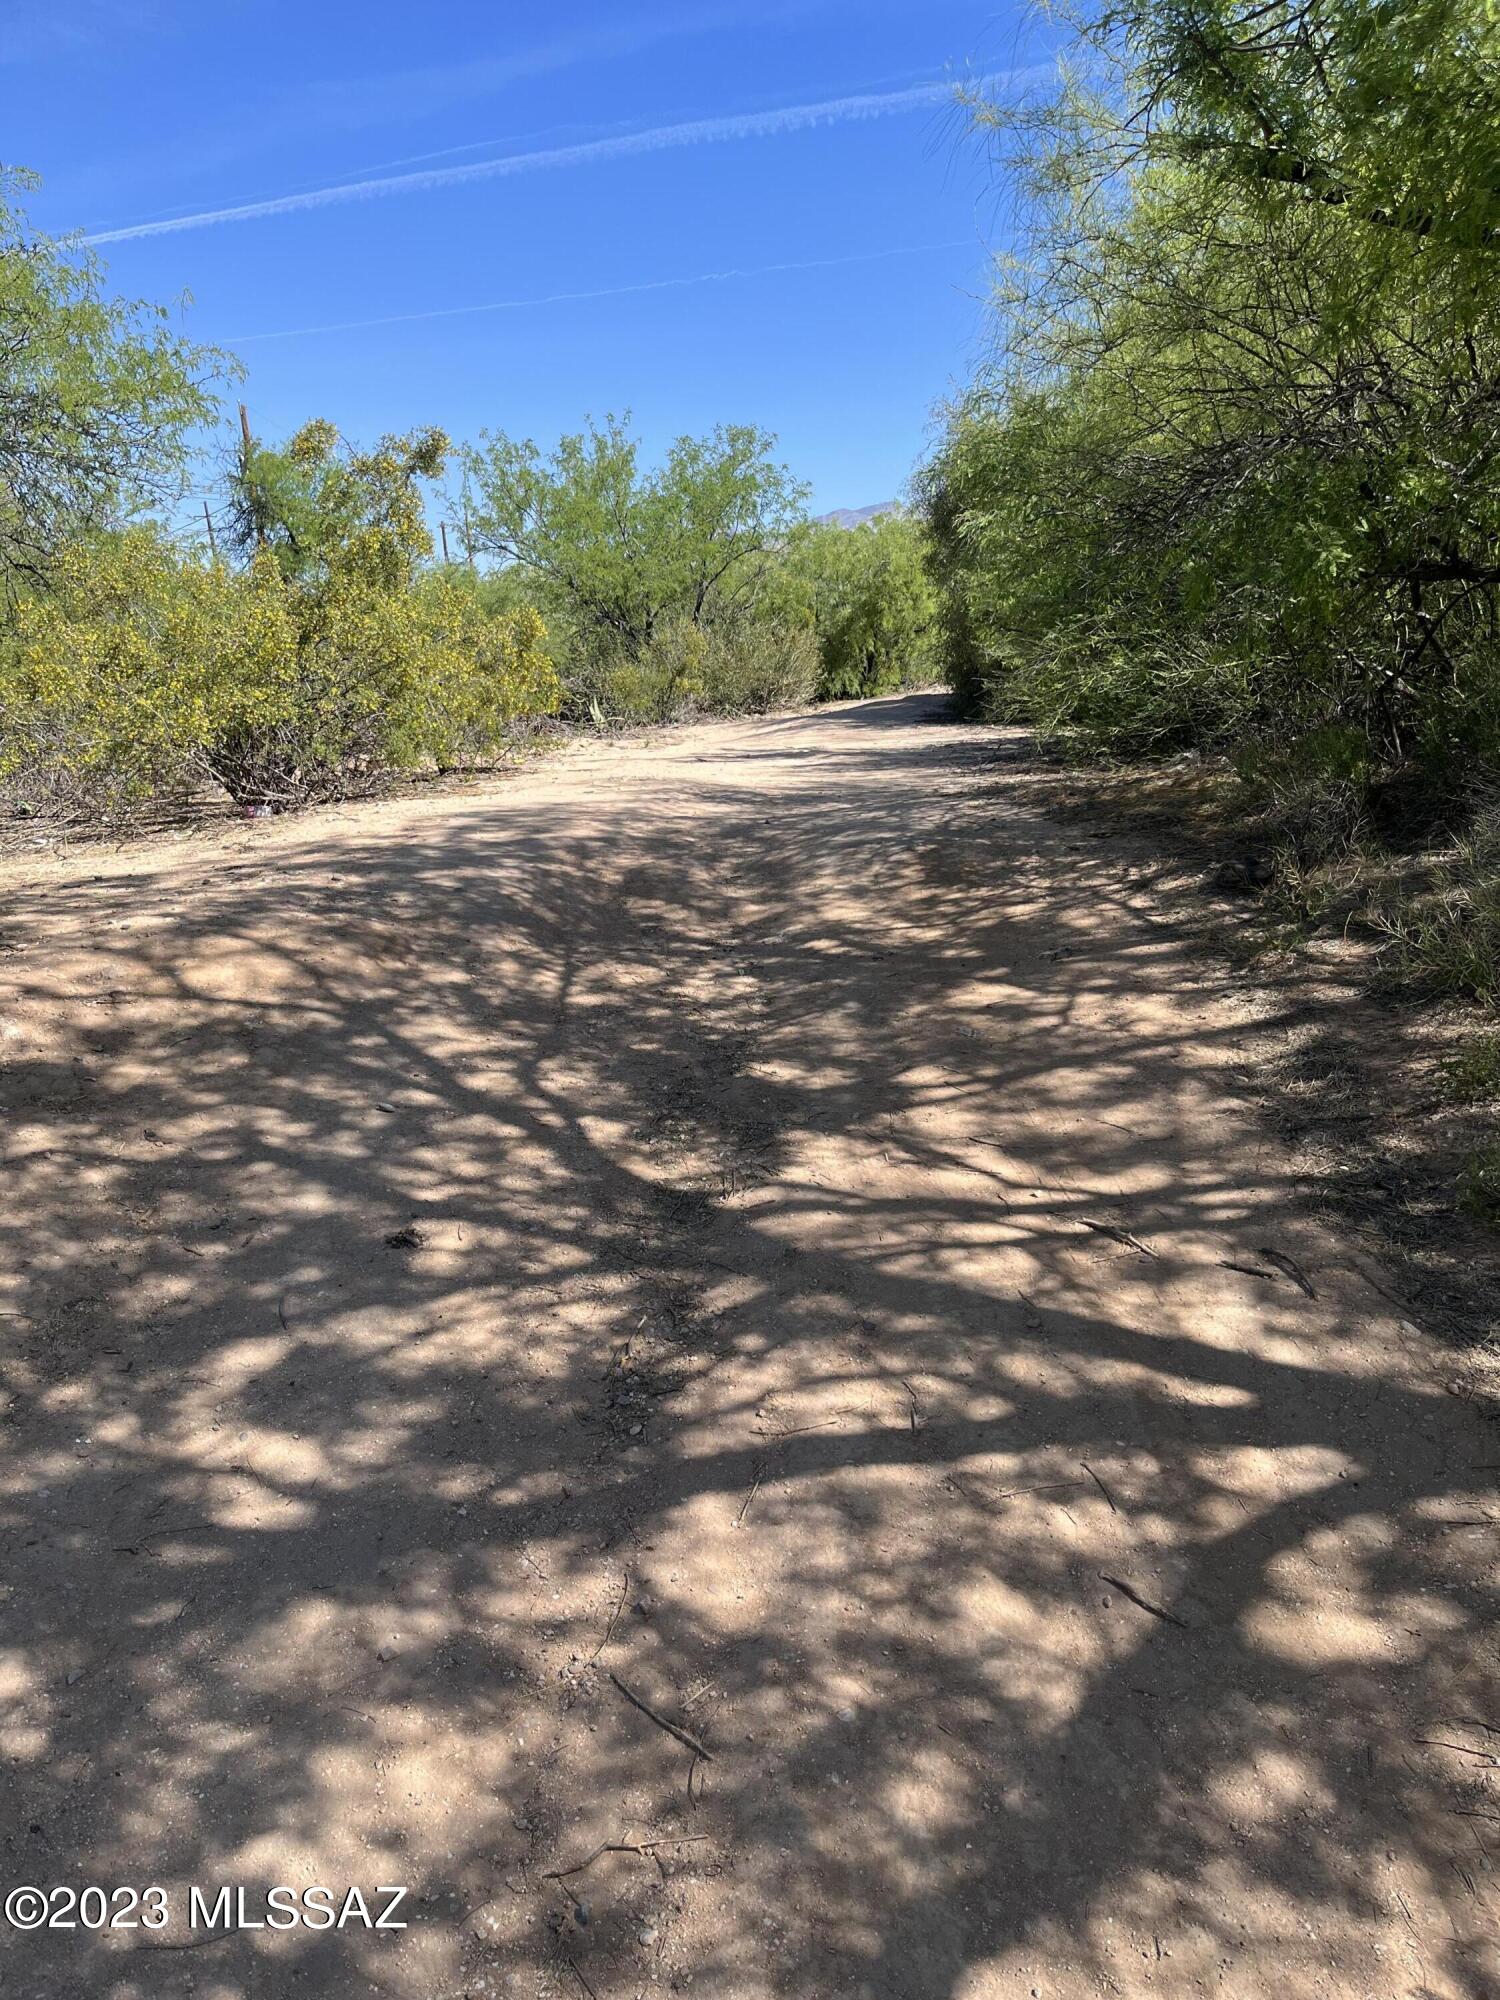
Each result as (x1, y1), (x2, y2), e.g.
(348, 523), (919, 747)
(1239, 729), (1374, 867)
(695, 616), (818, 714)
(1459, 1142), (1500, 1225)
(405, 572), (557, 755)
(770, 515), (937, 700)
(587, 624), (694, 725)
(1440, 1033), (1500, 1105)
(1376, 802), (1500, 1005)
(4, 533), (297, 805)
(1, 528), (557, 807)
(532, 614), (680, 725)
(560, 614), (816, 725)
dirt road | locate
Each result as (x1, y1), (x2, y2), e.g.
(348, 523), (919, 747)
(0, 692), (1494, 1999)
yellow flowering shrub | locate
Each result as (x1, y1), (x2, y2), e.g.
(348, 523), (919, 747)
(1, 527), (559, 808)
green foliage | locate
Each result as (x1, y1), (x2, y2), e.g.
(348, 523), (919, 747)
(4, 531), (295, 804)
(921, 0), (1500, 791)
(772, 515), (938, 699)
(563, 612), (817, 726)
(1458, 1141), (1500, 1224)
(690, 616), (820, 715)
(461, 419), (938, 718)
(229, 418), (451, 588)
(3, 455), (558, 809)
(463, 415), (808, 652)
(0, 165), (937, 816)
(1440, 1033), (1500, 1105)
(1376, 803), (1500, 1004)
(0, 168), (227, 593)
(1107, 0), (1500, 273)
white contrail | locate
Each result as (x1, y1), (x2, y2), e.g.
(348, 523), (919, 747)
(84, 73), (1007, 245)
(227, 239), (976, 343)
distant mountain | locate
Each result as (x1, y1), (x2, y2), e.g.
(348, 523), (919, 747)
(813, 501), (902, 530)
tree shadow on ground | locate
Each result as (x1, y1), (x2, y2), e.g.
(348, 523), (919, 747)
(0, 693), (1494, 1998)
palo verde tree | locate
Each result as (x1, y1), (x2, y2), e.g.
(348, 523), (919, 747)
(462, 414), (809, 649)
(5, 417), (558, 810)
(227, 416), (451, 588)
(0, 167), (225, 595)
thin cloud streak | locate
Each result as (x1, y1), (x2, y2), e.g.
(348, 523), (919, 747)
(56, 1), (835, 206)
(85, 73), (1018, 245)
(226, 239), (976, 343)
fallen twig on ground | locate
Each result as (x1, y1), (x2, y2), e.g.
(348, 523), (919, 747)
(1081, 1461), (1118, 1512)
(610, 1674), (714, 1761)
(733, 1468), (763, 1528)
(1099, 1573), (1190, 1630)
(751, 1418), (840, 1438)
(547, 1843), (642, 1883)
(564, 1952), (600, 2000)
(994, 1479), (1086, 1502)
(1413, 1737), (1500, 1763)
(586, 1568), (630, 1665)
(1081, 1219), (1158, 1259)
(545, 1836), (707, 1884)
(1255, 1245), (1317, 1297)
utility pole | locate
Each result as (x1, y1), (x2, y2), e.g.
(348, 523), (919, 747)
(461, 499), (477, 570)
(440, 520), (451, 564)
(203, 501), (217, 558)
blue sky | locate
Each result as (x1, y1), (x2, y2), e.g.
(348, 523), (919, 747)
(8, 1), (1044, 512)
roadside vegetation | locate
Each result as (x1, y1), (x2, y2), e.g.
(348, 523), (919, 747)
(0, 173), (935, 825)
(461, 419), (937, 723)
(919, 0), (1500, 1194)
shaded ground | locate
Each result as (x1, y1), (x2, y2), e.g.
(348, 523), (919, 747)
(0, 691), (1495, 1999)
(1014, 754), (1500, 1352)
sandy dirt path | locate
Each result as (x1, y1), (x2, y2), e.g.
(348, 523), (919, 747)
(0, 692), (1494, 2000)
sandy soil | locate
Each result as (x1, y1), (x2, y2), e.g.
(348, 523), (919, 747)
(0, 691), (1495, 2000)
